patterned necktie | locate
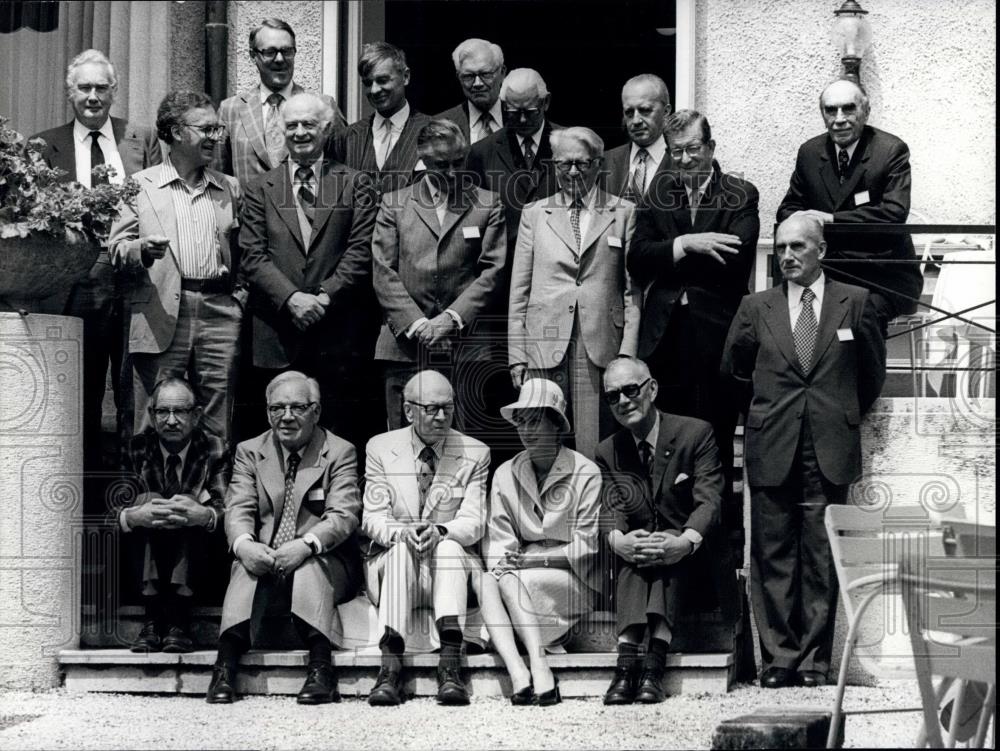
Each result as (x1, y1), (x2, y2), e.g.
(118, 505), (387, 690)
(627, 148), (649, 201)
(376, 118), (394, 169)
(264, 92), (287, 167)
(570, 198), (583, 251)
(478, 113), (495, 139)
(794, 288), (819, 371)
(271, 452), (301, 548)
(295, 165), (315, 224)
(522, 137), (535, 169)
(838, 148), (850, 184)
(163, 453), (182, 498)
(89, 131), (108, 185)
(417, 445), (436, 512)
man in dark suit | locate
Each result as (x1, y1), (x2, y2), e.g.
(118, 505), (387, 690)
(372, 119), (507, 437)
(240, 93), (377, 452)
(600, 74), (672, 201)
(206, 371), (363, 705)
(628, 110), (759, 535)
(117, 377), (229, 654)
(777, 79), (923, 335)
(31, 48), (162, 482)
(596, 355), (733, 705)
(721, 214), (885, 689)
(434, 38), (505, 146)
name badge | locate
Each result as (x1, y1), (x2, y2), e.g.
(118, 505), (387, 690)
(853, 190), (870, 206)
(837, 328), (855, 342)
(607, 236), (623, 248)
(307, 488), (325, 501)
(462, 226), (481, 239)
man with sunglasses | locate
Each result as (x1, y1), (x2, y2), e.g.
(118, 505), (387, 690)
(435, 38), (506, 145)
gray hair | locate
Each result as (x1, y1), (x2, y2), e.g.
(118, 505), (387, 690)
(451, 38), (504, 70)
(622, 74), (670, 108)
(417, 118), (469, 155)
(819, 78), (870, 113)
(65, 49), (117, 91)
(664, 109), (712, 144)
(282, 92), (334, 126)
(500, 68), (548, 100)
(550, 126), (604, 159)
(604, 355), (652, 385)
(249, 17), (296, 50)
(266, 371), (321, 403)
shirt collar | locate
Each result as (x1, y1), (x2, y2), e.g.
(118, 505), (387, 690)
(74, 117), (115, 143)
(469, 99), (502, 129)
(157, 156), (220, 190)
(841, 140), (859, 162)
(260, 81), (296, 105)
(684, 167), (714, 198)
(788, 271), (826, 306)
(159, 440), (191, 468)
(410, 426), (445, 461)
(560, 184), (598, 209)
(520, 121), (546, 150)
(633, 412), (660, 451)
(630, 135), (666, 166)
(374, 101), (410, 132)
(289, 158), (321, 182)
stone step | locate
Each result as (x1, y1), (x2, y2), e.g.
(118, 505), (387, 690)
(58, 648), (735, 698)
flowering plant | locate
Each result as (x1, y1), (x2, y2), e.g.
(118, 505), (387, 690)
(0, 115), (139, 244)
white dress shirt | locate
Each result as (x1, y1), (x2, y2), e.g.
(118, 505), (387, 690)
(628, 135), (667, 194)
(73, 118), (125, 187)
(561, 184), (599, 247)
(259, 81), (295, 109)
(519, 122), (546, 164)
(787, 271), (826, 327)
(289, 158), (320, 249)
(468, 100), (503, 144)
(372, 101), (410, 169)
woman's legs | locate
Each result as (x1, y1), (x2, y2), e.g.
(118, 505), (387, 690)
(497, 574), (555, 694)
(471, 573), (531, 692)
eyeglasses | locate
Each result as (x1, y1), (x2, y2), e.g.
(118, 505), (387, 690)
(267, 402), (316, 418)
(554, 158), (600, 173)
(458, 67), (501, 86)
(152, 406), (196, 420)
(406, 400), (455, 417)
(668, 143), (706, 160)
(502, 106), (542, 120)
(182, 123), (226, 140)
(603, 378), (651, 405)
(253, 46), (297, 61)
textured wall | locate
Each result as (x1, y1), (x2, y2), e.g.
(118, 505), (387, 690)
(696, 0), (996, 231)
(170, 0), (208, 95)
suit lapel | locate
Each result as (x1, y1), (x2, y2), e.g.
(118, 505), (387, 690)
(292, 429), (327, 502)
(580, 192), (616, 255)
(145, 171), (180, 263)
(761, 285), (803, 375)
(412, 179), (441, 238)
(545, 204), (580, 256)
(440, 185), (476, 239)
(810, 281), (850, 371)
(309, 161), (349, 246)
(238, 92), (269, 169)
(838, 132), (872, 201)
(258, 433), (286, 516)
(614, 431), (654, 511)
(510, 452), (543, 521)
(422, 431), (463, 518)
(388, 437), (421, 520)
(496, 130), (518, 173)
(651, 413), (675, 498)
(691, 168), (722, 232)
(265, 168), (306, 252)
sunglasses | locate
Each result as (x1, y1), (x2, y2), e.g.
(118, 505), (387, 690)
(603, 378), (651, 405)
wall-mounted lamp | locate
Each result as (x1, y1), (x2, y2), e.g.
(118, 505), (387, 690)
(831, 0), (873, 84)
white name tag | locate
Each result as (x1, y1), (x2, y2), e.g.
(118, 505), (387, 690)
(307, 488), (325, 501)
(462, 226), (481, 239)
(607, 236), (623, 248)
(837, 328), (855, 342)
(853, 190), (870, 206)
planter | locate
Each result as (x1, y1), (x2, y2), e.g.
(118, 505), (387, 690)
(0, 231), (100, 313)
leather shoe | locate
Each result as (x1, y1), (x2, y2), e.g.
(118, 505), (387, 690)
(130, 621), (161, 653)
(797, 670), (827, 688)
(436, 665), (470, 705)
(206, 665), (236, 704)
(535, 676), (561, 707)
(635, 669), (667, 703)
(509, 682), (534, 706)
(161, 625), (194, 654)
(297, 663), (341, 704)
(603, 666), (640, 705)
(760, 667), (797, 689)
(368, 667), (403, 706)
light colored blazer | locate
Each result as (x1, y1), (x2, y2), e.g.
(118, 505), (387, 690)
(108, 163), (243, 355)
(508, 189), (641, 369)
(361, 427), (490, 604)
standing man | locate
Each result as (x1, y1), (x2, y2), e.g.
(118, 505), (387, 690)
(217, 17), (346, 187)
(777, 79), (923, 335)
(362, 371), (490, 706)
(434, 38), (506, 145)
(600, 74), (672, 201)
(239, 93), (376, 451)
(207, 372), (362, 704)
(721, 215), (885, 689)
(31, 48), (162, 479)
(372, 119), (506, 436)
(109, 91), (245, 447)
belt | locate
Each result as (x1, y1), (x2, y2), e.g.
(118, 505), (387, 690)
(180, 276), (231, 294)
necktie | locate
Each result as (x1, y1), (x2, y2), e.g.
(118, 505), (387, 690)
(89, 131), (108, 185)
(376, 118), (394, 169)
(689, 186), (701, 225)
(264, 92), (287, 167)
(570, 198), (583, 251)
(522, 137), (535, 169)
(794, 288), (819, 371)
(627, 148), (649, 201)
(838, 148), (850, 184)
(295, 165), (315, 224)
(417, 445), (436, 512)
(478, 113), (495, 140)
(163, 453), (182, 498)
(637, 441), (653, 479)
(271, 452), (301, 548)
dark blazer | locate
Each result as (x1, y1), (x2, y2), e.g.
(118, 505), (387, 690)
(720, 279), (886, 488)
(332, 106), (431, 197)
(434, 103), (472, 143)
(30, 116), (162, 183)
(776, 125), (922, 311)
(239, 160), (377, 369)
(599, 138), (671, 199)
(629, 161), (760, 362)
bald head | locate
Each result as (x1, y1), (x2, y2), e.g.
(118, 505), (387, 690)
(621, 74), (671, 148)
(499, 68), (550, 137)
(403, 370), (454, 402)
(500, 68), (549, 100)
(403, 370), (455, 443)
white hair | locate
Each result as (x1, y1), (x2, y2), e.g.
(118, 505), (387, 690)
(550, 126), (604, 158)
(451, 38), (504, 70)
(266, 371), (321, 402)
(499, 68), (549, 101)
(66, 49), (117, 91)
(282, 92), (335, 126)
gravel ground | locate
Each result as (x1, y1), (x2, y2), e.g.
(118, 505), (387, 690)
(0, 682), (928, 750)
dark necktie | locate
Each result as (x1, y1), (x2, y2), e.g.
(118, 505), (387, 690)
(627, 148), (649, 201)
(838, 148), (850, 184)
(163, 453), (182, 498)
(794, 288), (819, 371)
(89, 131), (108, 185)
(417, 445), (437, 512)
(265, 92), (286, 166)
(295, 165), (316, 224)
(522, 137), (535, 169)
(271, 452), (301, 548)
(637, 440), (653, 478)
(570, 198), (583, 251)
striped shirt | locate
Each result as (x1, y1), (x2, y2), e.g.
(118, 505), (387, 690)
(157, 158), (223, 279)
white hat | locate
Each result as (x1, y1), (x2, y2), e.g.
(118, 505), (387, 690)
(500, 378), (571, 433)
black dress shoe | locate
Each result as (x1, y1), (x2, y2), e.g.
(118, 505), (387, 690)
(130, 621), (161, 653)
(635, 669), (667, 703)
(509, 682), (534, 706)
(535, 676), (561, 707)
(797, 670), (827, 687)
(760, 667), (797, 689)
(368, 667), (403, 706)
(603, 666), (640, 705)
(436, 665), (470, 705)
(206, 665), (236, 704)
(297, 663), (341, 704)
(161, 625), (194, 654)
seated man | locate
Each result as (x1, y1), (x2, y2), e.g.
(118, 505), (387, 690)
(118, 376), (229, 653)
(362, 370), (490, 706)
(206, 372), (362, 705)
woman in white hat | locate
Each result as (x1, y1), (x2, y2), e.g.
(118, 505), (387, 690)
(473, 378), (602, 706)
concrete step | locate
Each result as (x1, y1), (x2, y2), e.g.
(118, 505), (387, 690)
(58, 648), (734, 698)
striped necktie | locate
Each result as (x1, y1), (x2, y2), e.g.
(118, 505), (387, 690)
(271, 452), (301, 548)
(264, 92), (287, 167)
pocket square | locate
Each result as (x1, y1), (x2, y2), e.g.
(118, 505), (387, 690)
(674, 473), (690, 485)
(306, 488), (325, 501)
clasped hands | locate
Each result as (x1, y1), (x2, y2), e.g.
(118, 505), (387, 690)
(395, 521), (443, 557)
(237, 539), (312, 578)
(286, 290), (331, 331)
(127, 494), (213, 530)
(493, 548), (551, 573)
(614, 529), (693, 567)
(411, 312), (457, 349)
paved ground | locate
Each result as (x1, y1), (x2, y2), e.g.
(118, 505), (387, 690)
(0, 682), (928, 749)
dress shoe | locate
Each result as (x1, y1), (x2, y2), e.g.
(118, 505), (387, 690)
(760, 667), (797, 689)
(161, 625), (194, 654)
(435, 665), (470, 705)
(205, 665), (236, 704)
(509, 682), (534, 706)
(797, 670), (827, 688)
(603, 665), (640, 705)
(297, 663), (341, 704)
(635, 669), (668, 703)
(130, 621), (161, 653)
(368, 667), (403, 706)
(535, 676), (561, 707)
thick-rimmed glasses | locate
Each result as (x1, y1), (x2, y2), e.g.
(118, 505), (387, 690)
(554, 158), (600, 173)
(267, 402), (316, 418)
(253, 47), (297, 61)
(668, 143), (706, 160)
(603, 378), (651, 405)
(152, 406), (196, 420)
(406, 400), (455, 417)
(458, 67), (501, 86)
(183, 123), (226, 140)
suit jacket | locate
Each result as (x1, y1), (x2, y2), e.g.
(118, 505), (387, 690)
(30, 116), (162, 183)
(239, 159), (377, 368)
(776, 125), (923, 310)
(508, 190), (641, 369)
(599, 138), (671, 199)
(361, 427), (490, 604)
(629, 161), (760, 364)
(372, 178), (507, 362)
(217, 85), (346, 185)
(333, 107), (431, 197)
(720, 278), (886, 487)
(220, 427), (362, 642)
(108, 163), (244, 355)
(434, 103), (472, 143)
